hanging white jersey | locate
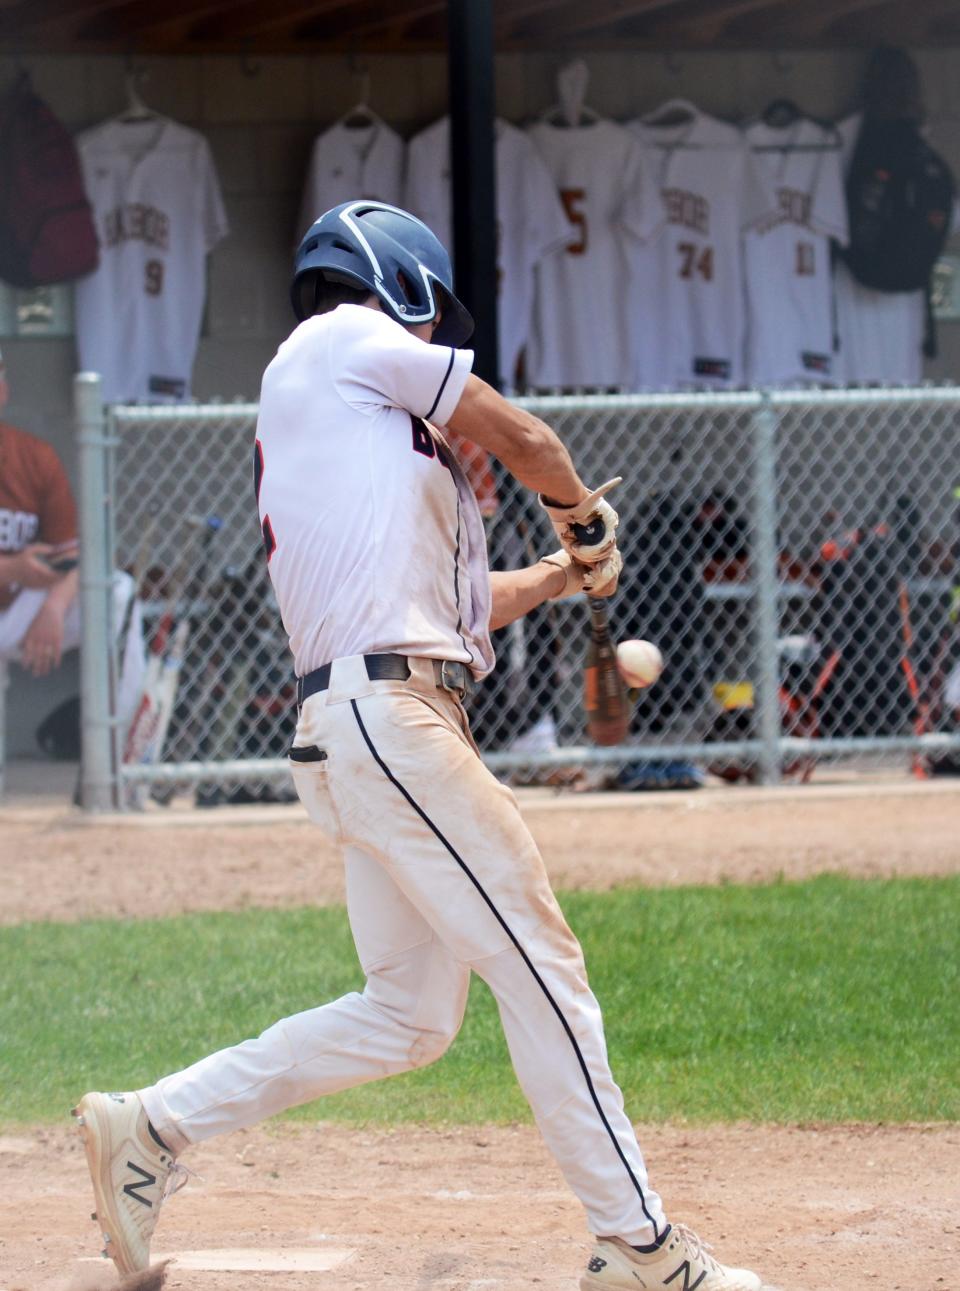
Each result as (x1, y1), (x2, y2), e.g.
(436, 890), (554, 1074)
(627, 110), (776, 390)
(404, 117), (569, 389)
(75, 118), (228, 404)
(525, 118), (648, 389)
(744, 119), (849, 386)
(833, 114), (925, 386)
(297, 119), (404, 240)
(255, 304), (492, 679)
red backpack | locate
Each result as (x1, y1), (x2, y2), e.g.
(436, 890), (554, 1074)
(0, 76), (99, 287)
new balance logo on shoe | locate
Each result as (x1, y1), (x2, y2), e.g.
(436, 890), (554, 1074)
(588, 1256), (608, 1273)
(123, 1161), (157, 1207)
(665, 1262), (707, 1290)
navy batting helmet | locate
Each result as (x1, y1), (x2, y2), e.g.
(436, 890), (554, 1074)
(291, 200), (474, 348)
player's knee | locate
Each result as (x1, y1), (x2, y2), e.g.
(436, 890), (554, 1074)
(407, 1022), (460, 1068)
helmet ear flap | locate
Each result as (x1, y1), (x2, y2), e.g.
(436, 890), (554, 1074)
(291, 272), (314, 322)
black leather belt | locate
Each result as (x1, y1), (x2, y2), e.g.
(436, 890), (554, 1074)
(297, 653), (472, 708)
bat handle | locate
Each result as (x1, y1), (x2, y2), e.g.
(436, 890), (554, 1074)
(587, 595), (612, 638)
(571, 517), (606, 546)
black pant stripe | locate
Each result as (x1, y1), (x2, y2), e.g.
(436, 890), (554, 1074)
(349, 698), (660, 1239)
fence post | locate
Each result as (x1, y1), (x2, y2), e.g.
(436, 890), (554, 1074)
(752, 396), (782, 786)
(76, 373), (116, 812)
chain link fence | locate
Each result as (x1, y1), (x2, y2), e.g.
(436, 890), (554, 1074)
(75, 376), (960, 810)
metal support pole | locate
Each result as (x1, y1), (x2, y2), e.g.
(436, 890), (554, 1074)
(752, 396), (782, 786)
(447, 0), (499, 386)
(76, 373), (116, 812)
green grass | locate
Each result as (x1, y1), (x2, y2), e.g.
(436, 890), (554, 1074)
(2, 876), (958, 1126)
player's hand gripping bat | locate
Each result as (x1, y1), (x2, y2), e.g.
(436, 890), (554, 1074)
(541, 478), (621, 564)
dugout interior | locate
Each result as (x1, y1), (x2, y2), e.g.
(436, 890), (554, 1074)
(0, 0), (959, 757)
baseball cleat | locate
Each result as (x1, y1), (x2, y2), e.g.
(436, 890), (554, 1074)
(72, 1091), (188, 1275)
(580, 1225), (763, 1290)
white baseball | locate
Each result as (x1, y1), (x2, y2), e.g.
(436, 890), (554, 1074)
(616, 639), (663, 688)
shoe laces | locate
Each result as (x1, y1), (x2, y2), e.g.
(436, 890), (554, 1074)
(673, 1223), (721, 1272)
(162, 1161), (199, 1203)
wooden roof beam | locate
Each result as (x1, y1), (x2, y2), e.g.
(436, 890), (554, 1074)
(506, 0), (689, 42)
(824, 0), (960, 41)
(186, 0), (359, 42)
(641, 0), (816, 43)
(298, 0), (445, 42)
(723, 0), (906, 42)
(0, 0), (131, 37)
(78, 0), (240, 41)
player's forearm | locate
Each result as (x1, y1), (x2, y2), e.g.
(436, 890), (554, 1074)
(489, 561), (565, 631)
(44, 567), (79, 612)
(447, 376), (588, 505)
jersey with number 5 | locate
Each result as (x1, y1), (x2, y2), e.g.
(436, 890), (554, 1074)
(526, 118), (647, 389)
(76, 118), (228, 403)
(627, 111), (775, 390)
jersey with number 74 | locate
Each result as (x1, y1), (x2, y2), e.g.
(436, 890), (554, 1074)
(626, 110), (777, 391)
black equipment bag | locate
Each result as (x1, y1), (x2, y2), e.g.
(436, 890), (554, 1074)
(840, 116), (954, 294)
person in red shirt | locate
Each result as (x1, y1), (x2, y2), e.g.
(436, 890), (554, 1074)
(0, 345), (81, 675)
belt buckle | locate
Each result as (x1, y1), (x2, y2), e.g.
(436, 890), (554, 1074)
(440, 659), (469, 699)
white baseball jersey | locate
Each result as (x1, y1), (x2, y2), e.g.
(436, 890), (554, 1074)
(255, 304), (492, 678)
(626, 110), (776, 390)
(75, 118), (228, 404)
(833, 113), (925, 386)
(404, 117), (569, 389)
(744, 119), (849, 386)
(525, 118), (648, 389)
(296, 119), (404, 241)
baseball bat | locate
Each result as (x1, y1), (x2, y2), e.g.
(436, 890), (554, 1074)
(583, 597), (630, 746)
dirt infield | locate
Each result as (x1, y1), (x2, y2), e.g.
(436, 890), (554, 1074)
(1, 1121), (957, 1291)
(1, 778), (957, 1290)
(2, 778), (958, 926)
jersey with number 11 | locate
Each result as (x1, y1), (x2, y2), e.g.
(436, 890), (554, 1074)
(76, 118), (228, 404)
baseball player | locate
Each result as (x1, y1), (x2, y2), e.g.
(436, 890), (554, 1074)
(0, 346), (144, 708)
(75, 115), (228, 403)
(72, 201), (764, 1291)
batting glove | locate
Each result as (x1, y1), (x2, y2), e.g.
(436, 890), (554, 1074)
(540, 477), (621, 565)
(541, 548), (622, 600)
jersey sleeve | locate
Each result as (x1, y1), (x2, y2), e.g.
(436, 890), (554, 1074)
(522, 138), (572, 262)
(810, 144), (849, 246)
(739, 144), (779, 231)
(198, 136), (229, 254)
(35, 443), (78, 547)
(616, 137), (657, 243)
(333, 308), (474, 425)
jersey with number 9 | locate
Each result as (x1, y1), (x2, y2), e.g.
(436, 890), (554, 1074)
(75, 117), (228, 404)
